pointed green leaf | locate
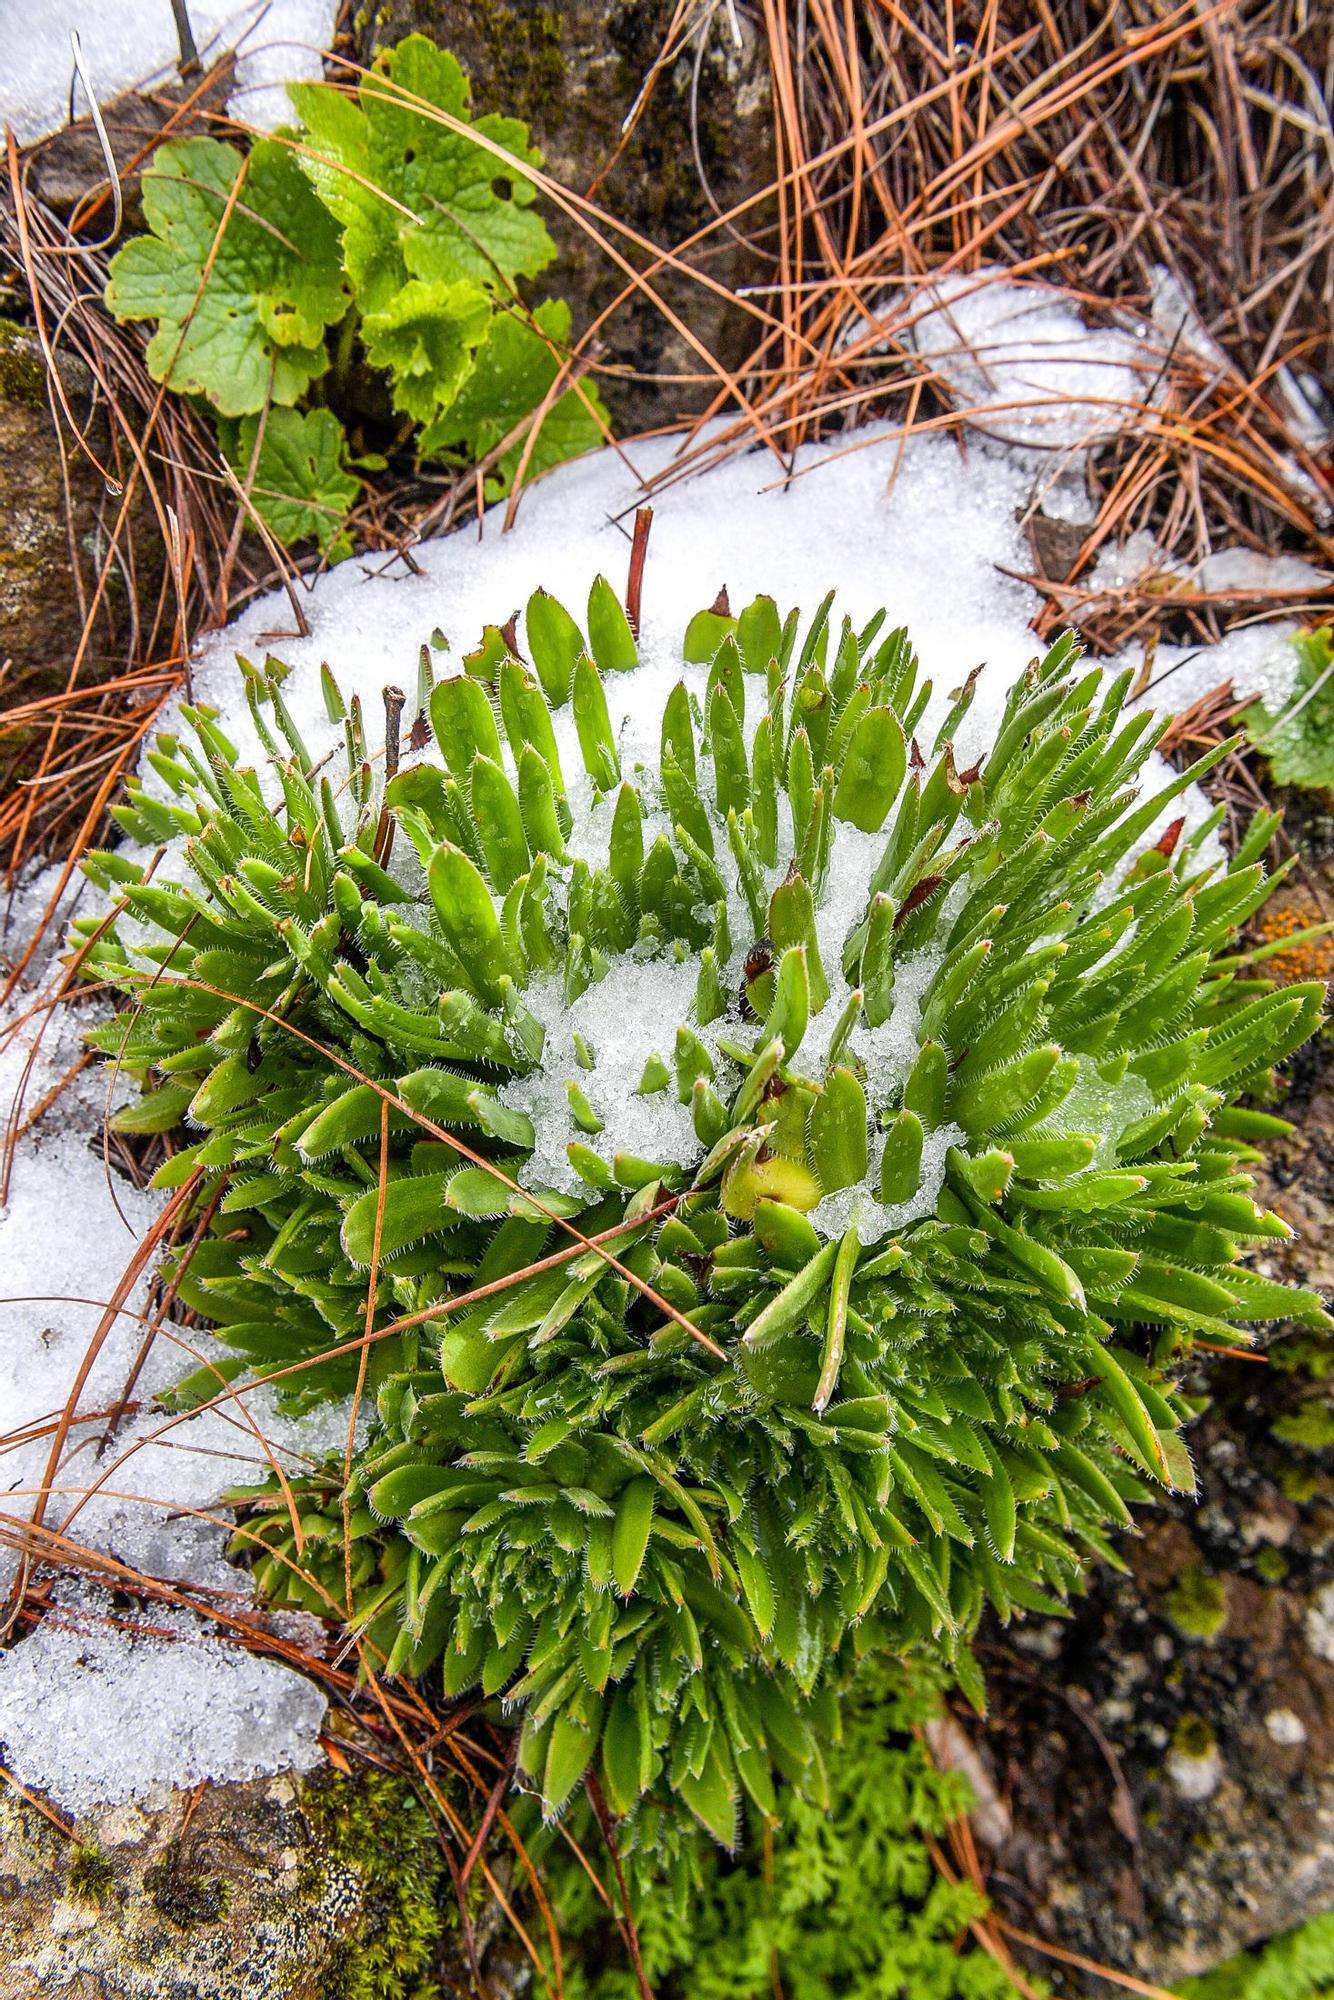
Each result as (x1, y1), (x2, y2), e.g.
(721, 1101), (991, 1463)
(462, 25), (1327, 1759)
(431, 674), (502, 777)
(470, 754), (529, 891)
(525, 587), (583, 704)
(833, 704), (906, 832)
(611, 1479), (656, 1596)
(808, 1066), (868, 1196)
(572, 654), (620, 790)
(587, 574), (638, 673)
(427, 842), (515, 1006)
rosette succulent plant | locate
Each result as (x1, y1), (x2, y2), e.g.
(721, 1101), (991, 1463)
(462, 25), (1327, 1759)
(82, 571), (1327, 1867)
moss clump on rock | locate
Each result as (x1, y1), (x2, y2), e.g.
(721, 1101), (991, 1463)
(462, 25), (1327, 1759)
(66, 1843), (116, 1904)
(1254, 1545), (1289, 1584)
(0, 1765), (470, 1999)
(0, 318), (49, 407)
(1173, 1713), (1219, 1760)
(145, 1846), (232, 1927)
(1274, 1402), (1334, 1451)
(302, 1769), (450, 2000)
(1165, 1564), (1228, 1641)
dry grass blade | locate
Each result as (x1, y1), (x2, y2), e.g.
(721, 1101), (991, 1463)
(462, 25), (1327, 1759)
(342, 1102), (388, 1617)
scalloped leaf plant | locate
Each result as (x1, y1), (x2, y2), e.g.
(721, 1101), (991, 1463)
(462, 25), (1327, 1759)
(81, 575), (1329, 1872)
(1241, 625), (1334, 794)
(104, 36), (609, 553)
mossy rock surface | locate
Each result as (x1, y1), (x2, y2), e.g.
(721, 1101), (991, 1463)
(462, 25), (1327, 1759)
(0, 320), (100, 679)
(0, 319), (159, 718)
(0, 1763), (482, 1999)
(355, 0), (775, 432)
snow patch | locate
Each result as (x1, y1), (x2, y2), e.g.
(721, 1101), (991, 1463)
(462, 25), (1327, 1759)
(0, 0), (336, 148)
(905, 268), (1158, 450)
(0, 1583), (325, 1815)
(501, 955), (731, 1195)
(1166, 1735), (1223, 1803)
(0, 865), (351, 1811)
(1124, 618), (1307, 722)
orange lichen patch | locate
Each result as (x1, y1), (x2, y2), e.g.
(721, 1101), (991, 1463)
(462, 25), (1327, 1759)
(1252, 892), (1334, 985)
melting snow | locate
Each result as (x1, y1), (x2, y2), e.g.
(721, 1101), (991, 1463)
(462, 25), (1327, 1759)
(0, 1581), (325, 1813)
(903, 267), (1159, 450)
(0, 865), (335, 1806)
(502, 956), (727, 1196)
(1126, 619), (1308, 721)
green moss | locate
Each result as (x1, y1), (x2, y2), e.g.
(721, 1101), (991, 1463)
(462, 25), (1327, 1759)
(1173, 1713), (1217, 1759)
(460, 2), (565, 128)
(303, 1769), (449, 2000)
(1255, 1545), (1289, 1583)
(1164, 1564), (1228, 1641)
(1270, 1331), (1334, 1381)
(1280, 1464), (1323, 1503)
(0, 321), (47, 407)
(1273, 1400), (1334, 1451)
(67, 1844), (115, 1904)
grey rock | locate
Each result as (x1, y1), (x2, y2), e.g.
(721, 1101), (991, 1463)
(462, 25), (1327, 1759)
(355, 0), (775, 433)
(0, 1762), (479, 1999)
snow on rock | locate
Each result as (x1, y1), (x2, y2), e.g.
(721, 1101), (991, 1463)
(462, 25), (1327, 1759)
(0, 1582), (325, 1814)
(1166, 1732), (1224, 1804)
(0, 0), (336, 148)
(1193, 548), (1329, 597)
(1089, 533), (1328, 614)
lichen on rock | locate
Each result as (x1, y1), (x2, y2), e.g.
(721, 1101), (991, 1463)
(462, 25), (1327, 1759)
(0, 1763), (469, 2000)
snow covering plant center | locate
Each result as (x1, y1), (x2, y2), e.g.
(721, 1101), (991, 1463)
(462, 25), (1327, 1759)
(81, 547), (1328, 1872)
